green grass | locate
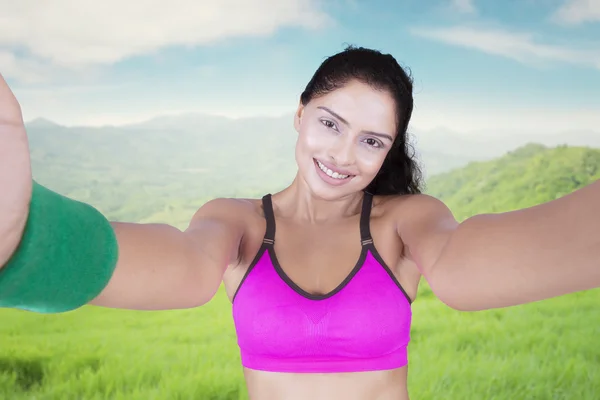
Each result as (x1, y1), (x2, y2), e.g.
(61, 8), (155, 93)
(1, 282), (599, 400)
(3, 143), (599, 398)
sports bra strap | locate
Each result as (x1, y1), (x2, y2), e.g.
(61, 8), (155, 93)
(360, 192), (373, 246)
(262, 192), (372, 246)
(262, 194), (276, 245)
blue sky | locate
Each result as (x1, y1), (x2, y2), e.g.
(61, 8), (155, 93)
(2, 0), (599, 135)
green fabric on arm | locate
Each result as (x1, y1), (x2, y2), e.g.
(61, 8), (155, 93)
(0, 181), (119, 313)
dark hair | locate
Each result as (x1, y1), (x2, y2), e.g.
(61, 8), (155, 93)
(300, 45), (423, 196)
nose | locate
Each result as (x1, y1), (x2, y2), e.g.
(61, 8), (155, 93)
(327, 136), (355, 166)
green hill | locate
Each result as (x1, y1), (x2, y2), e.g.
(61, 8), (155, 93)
(27, 119), (299, 228)
(27, 115), (599, 229)
(425, 143), (600, 221)
(5, 139), (600, 399)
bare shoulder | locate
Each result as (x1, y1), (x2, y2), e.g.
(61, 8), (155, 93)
(187, 196), (266, 252)
(369, 195), (449, 301)
(376, 193), (458, 273)
(374, 193), (454, 225)
(376, 192), (449, 210)
(189, 197), (261, 225)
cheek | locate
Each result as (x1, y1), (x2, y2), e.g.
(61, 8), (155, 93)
(298, 124), (336, 152)
(356, 148), (388, 175)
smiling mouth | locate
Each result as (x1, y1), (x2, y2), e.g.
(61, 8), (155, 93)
(314, 159), (355, 180)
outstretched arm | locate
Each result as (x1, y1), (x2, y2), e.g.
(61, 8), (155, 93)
(398, 180), (600, 311)
(0, 73), (244, 313)
(88, 198), (246, 311)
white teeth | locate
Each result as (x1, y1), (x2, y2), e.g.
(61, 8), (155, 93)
(316, 160), (350, 179)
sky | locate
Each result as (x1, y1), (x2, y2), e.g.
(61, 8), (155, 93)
(1, 0), (599, 135)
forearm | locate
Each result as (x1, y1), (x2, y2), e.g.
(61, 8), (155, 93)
(429, 179), (600, 311)
(0, 218), (28, 269)
(1, 181), (242, 313)
(0, 186), (30, 270)
(0, 125), (31, 268)
(89, 221), (221, 311)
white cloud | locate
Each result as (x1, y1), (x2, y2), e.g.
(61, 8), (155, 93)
(412, 94), (600, 134)
(16, 82), (600, 136)
(0, 51), (48, 84)
(450, 0), (476, 14)
(552, 0), (600, 25)
(409, 25), (600, 70)
(0, 0), (331, 80)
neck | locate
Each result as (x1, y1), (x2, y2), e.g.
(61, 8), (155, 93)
(273, 174), (365, 224)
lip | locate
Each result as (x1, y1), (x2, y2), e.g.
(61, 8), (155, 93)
(314, 158), (356, 176)
(313, 158), (355, 187)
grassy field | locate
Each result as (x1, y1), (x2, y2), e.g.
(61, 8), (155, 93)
(3, 144), (599, 399)
(1, 281), (599, 400)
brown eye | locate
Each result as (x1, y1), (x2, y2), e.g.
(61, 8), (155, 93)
(321, 119), (336, 129)
(366, 138), (381, 148)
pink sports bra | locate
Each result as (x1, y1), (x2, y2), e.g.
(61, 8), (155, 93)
(231, 192), (413, 373)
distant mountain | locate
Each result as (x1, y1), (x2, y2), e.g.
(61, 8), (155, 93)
(410, 126), (600, 169)
(24, 113), (600, 227)
(25, 114), (300, 227)
(425, 143), (600, 221)
(26, 117), (62, 129)
(27, 113), (600, 176)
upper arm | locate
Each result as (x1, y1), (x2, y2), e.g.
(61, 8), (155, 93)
(89, 198), (246, 311)
(185, 197), (247, 270)
(396, 195), (459, 282)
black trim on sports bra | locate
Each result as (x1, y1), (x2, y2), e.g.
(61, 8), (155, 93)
(359, 192), (414, 305)
(360, 190), (374, 246)
(261, 193), (276, 245)
(266, 193), (371, 300)
(367, 246), (413, 305)
(231, 194), (274, 303)
(231, 192), (413, 305)
(269, 246), (368, 301)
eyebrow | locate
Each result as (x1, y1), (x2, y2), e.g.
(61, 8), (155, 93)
(317, 106), (394, 142)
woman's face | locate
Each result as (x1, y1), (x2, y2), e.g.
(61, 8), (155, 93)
(294, 79), (398, 200)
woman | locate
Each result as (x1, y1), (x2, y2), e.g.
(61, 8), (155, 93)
(1, 46), (599, 400)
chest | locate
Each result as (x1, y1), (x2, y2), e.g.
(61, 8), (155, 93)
(232, 249), (412, 360)
(223, 203), (415, 302)
(274, 221), (363, 293)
